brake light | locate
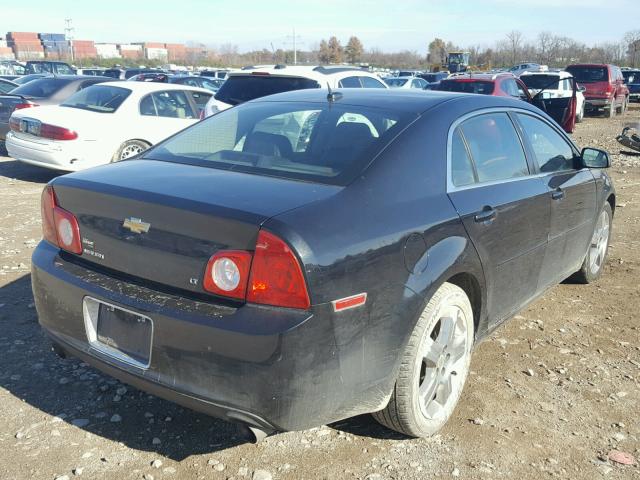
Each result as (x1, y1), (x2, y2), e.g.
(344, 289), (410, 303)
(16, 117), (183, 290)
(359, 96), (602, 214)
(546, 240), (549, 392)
(202, 231), (310, 309)
(40, 124), (78, 141)
(15, 102), (38, 110)
(203, 251), (252, 300)
(247, 231), (310, 309)
(251, 71), (270, 76)
(40, 185), (82, 254)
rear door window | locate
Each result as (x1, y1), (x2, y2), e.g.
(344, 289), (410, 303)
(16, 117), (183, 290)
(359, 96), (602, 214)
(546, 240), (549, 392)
(360, 76), (386, 88)
(215, 76), (320, 106)
(150, 91), (197, 119)
(458, 113), (529, 183)
(339, 76), (362, 88)
(516, 114), (576, 172)
(450, 128), (476, 187)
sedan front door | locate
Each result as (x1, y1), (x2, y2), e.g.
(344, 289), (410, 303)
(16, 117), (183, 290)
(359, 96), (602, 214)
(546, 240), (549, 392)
(138, 90), (201, 142)
(514, 113), (597, 287)
(447, 112), (551, 325)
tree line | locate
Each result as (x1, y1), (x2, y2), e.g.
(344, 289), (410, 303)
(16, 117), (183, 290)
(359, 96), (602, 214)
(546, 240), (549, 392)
(124, 30), (640, 70)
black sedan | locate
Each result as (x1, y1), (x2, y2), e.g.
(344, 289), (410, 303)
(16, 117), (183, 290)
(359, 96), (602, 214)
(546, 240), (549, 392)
(31, 89), (614, 440)
(128, 72), (221, 92)
(0, 77), (17, 94)
(0, 75), (113, 143)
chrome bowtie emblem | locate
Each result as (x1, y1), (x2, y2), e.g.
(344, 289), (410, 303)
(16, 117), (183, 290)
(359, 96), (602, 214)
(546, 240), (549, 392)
(123, 217), (151, 234)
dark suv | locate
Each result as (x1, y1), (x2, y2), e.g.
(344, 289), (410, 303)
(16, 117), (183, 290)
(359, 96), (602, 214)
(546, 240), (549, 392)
(622, 69), (640, 103)
(566, 64), (629, 117)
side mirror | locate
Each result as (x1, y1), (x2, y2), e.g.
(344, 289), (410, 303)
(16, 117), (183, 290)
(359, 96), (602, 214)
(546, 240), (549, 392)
(581, 147), (610, 168)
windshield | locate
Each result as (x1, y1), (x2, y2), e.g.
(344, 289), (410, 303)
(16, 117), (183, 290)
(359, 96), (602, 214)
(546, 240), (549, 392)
(214, 75), (320, 106)
(10, 78), (71, 98)
(143, 101), (416, 185)
(61, 85), (131, 113)
(437, 80), (495, 95)
(385, 78), (408, 87)
(566, 66), (607, 83)
(0, 62), (26, 76)
(521, 75), (560, 90)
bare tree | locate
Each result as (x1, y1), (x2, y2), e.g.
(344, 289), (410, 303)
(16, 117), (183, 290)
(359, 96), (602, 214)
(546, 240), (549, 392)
(505, 30), (523, 65)
(624, 30), (640, 67)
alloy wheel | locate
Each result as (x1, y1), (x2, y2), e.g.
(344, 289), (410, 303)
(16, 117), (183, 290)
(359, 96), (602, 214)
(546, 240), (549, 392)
(589, 209), (610, 275)
(120, 144), (145, 160)
(418, 305), (470, 420)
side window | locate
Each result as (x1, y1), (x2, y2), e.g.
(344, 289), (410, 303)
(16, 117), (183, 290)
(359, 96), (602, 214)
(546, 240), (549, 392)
(189, 91), (212, 116)
(516, 114), (575, 173)
(139, 94), (157, 116)
(459, 113), (529, 183)
(338, 76), (362, 88)
(451, 128), (476, 187)
(503, 79), (519, 97)
(57, 64), (74, 75)
(360, 76), (386, 89)
(515, 81), (528, 99)
(151, 90), (197, 119)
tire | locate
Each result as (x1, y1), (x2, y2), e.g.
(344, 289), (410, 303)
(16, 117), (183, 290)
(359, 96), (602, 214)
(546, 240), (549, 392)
(112, 140), (150, 162)
(607, 103), (616, 118)
(372, 282), (474, 437)
(621, 97), (628, 114)
(573, 203), (612, 284)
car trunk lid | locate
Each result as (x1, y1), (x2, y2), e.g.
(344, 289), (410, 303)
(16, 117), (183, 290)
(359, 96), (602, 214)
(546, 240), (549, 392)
(52, 159), (340, 296)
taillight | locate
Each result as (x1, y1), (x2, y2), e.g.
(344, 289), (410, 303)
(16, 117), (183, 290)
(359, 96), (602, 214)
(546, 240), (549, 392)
(203, 251), (252, 300)
(40, 124), (78, 141)
(247, 231), (310, 309)
(8, 117), (20, 132)
(40, 185), (82, 254)
(14, 102), (38, 110)
(202, 230), (310, 309)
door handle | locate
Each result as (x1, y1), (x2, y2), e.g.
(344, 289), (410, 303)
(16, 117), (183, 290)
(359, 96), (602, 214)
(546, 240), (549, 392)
(551, 189), (565, 201)
(474, 207), (497, 223)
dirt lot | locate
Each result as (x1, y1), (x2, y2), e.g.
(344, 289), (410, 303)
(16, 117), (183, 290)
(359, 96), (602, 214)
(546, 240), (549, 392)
(1, 106), (639, 480)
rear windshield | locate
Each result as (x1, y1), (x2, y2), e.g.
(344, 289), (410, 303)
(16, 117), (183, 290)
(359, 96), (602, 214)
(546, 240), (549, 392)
(214, 76), (320, 106)
(385, 78), (408, 87)
(10, 78), (71, 98)
(60, 85), (131, 113)
(566, 66), (607, 83)
(143, 101), (416, 185)
(622, 71), (640, 83)
(103, 69), (122, 78)
(437, 80), (495, 95)
(520, 75), (560, 90)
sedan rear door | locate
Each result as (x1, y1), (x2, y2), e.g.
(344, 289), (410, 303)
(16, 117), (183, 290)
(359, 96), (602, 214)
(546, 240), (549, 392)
(447, 111), (550, 325)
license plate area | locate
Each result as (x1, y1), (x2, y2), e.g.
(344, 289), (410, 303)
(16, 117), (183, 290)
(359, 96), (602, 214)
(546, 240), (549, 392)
(83, 297), (153, 369)
(20, 118), (41, 136)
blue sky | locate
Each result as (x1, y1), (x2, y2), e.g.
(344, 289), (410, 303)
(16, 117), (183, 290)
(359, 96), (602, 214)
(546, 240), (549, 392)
(3, 0), (638, 52)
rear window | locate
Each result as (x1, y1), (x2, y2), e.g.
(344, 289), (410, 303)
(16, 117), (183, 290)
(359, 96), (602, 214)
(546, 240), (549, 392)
(144, 101), (416, 185)
(520, 75), (560, 90)
(215, 76), (320, 106)
(437, 80), (495, 95)
(566, 66), (607, 83)
(60, 85), (131, 113)
(10, 78), (71, 98)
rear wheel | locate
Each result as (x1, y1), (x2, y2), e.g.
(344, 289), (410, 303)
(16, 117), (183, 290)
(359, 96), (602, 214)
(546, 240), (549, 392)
(607, 102), (616, 118)
(573, 203), (612, 284)
(372, 282), (474, 437)
(113, 140), (150, 162)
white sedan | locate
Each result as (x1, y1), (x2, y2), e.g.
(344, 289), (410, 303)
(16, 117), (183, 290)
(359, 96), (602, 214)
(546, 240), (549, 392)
(5, 82), (212, 171)
(520, 71), (586, 122)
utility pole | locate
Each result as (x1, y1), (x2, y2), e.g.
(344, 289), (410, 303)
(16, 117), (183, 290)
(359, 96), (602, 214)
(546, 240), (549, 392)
(285, 28), (302, 65)
(64, 18), (75, 62)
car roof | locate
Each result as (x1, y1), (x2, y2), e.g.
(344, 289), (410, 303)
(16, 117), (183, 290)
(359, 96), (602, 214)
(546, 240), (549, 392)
(445, 73), (512, 82)
(521, 70), (571, 78)
(247, 88), (538, 115)
(98, 80), (210, 94)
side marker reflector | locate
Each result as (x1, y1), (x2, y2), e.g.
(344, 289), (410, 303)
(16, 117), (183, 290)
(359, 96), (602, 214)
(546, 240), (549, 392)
(332, 293), (367, 312)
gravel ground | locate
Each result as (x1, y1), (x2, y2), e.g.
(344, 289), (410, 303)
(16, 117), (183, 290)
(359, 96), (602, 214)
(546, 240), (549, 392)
(0, 105), (639, 480)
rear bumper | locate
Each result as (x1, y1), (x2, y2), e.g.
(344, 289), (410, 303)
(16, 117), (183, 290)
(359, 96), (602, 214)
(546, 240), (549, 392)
(31, 241), (395, 431)
(584, 98), (612, 110)
(5, 131), (102, 171)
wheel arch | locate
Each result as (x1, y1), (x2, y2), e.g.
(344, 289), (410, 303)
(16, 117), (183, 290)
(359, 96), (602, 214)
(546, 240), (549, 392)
(446, 272), (482, 337)
(606, 193), (616, 216)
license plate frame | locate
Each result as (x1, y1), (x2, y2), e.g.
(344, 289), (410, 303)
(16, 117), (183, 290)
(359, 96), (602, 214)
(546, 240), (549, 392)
(83, 297), (153, 369)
